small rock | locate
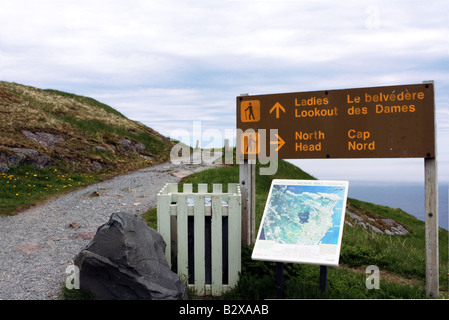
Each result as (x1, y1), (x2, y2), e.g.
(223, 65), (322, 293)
(9, 148), (50, 169)
(91, 161), (103, 171)
(69, 222), (81, 229)
(94, 146), (108, 153)
(358, 222), (366, 228)
(118, 139), (145, 154)
(381, 218), (396, 227)
(7, 153), (27, 167)
(16, 242), (41, 254)
(22, 130), (64, 148)
(370, 226), (383, 233)
(28, 154), (50, 169)
(345, 209), (364, 222)
(134, 143), (145, 153)
(11, 148), (39, 158)
(141, 155), (153, 162)
(118, 139), (134, 152)
(87, 191), (100, 197)
(0, 163), (9, 173)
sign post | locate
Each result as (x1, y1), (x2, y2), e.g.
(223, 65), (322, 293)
(239, 158), (256, 247)
(236, 82), (439, 297)
(425, 157), (438, 297)
(238, 93), (257, 247)
(423, 81), (439, 298)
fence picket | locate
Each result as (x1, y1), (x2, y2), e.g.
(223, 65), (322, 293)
(183, 184), (193, 193)
(211, 194), (223, 296)
(177, 194), (188, 280)
(198, 183), (208, 193)
(157, 192), (172, 266)
(194, 194), (205, 294)
(228, 194), (241, 288)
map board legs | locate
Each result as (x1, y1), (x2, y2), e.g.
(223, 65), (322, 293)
(320, 266), (328, 293)
(276, 262), (284, 298)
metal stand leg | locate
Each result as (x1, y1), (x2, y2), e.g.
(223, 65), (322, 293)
(276, 262), (285, 298)
(320, 265), (328, 293)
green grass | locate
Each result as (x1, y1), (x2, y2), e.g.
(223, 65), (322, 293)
(55, 114), (171, 161)
(42, 88), (127, 118)
(342, 199), (448, 287)
(221, 247), (427, 299)
(0, 165), (98, 216)
(142, 155), (448, 299)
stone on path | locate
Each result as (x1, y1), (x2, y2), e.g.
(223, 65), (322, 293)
(74, 211), (188, 300)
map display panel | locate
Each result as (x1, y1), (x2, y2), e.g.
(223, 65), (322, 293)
(252, 179), (348, 266)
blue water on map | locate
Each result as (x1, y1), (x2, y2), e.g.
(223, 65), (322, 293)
(285, 184), (347, 246)
(319, 193), (346, 245)
(319, 213), (342, 245)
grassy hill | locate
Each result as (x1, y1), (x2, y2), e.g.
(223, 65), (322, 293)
(144, 157), (448, 299)
(0, 81), (173, 215)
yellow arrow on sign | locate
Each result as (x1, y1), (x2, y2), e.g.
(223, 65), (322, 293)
(270, 134), (285, 151)
(269, 102), (286, 118)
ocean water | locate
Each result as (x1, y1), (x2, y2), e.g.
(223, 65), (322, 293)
(347, 181), (448, 231)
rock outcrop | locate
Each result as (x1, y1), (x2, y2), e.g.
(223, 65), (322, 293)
(345, 209), (409, 235)
(0, 147), (50, 172)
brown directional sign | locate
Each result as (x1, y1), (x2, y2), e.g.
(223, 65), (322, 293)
(236, 83), (435, 159)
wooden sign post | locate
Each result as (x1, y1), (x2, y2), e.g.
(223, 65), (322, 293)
(239, 158), (256, 247)
(424, 81), (439, 298)
(237, 82), (439, 297)
(238, 94), (257, 247)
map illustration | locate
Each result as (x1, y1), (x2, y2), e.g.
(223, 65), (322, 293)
(260, 184), (346, 245)
(252, 179), (348, 266)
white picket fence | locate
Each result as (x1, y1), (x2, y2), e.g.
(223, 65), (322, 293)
(157, 183), (241, 296)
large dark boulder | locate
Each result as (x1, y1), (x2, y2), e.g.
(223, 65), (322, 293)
(74, 212), (188, 300)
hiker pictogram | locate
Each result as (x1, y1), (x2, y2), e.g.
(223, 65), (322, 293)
(241, 132), (259, 155)
(241, 100), (260, 122)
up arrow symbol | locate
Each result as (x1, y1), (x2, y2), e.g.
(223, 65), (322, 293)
(270, 102), (286, 119)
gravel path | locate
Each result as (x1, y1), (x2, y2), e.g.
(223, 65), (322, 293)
(0, 154), (222, 300)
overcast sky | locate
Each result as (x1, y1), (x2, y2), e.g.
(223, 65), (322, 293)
(0, 0), (447, 183)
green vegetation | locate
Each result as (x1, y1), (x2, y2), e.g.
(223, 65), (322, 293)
(143, 155), (448, 299)
(0, 165), (97, 216)
(42, 88), (127, 118)
(0, 81), (173, 215)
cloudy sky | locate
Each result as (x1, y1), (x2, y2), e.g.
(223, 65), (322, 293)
(0, 0), (447, 183)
